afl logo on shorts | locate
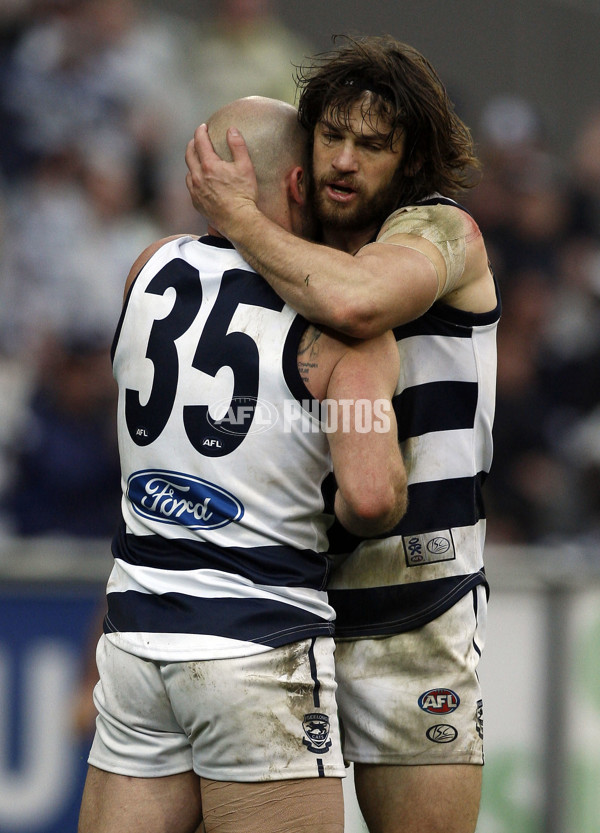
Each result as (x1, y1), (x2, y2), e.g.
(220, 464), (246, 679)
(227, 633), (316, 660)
(418, 688), (460, 714)
(302, 712), (332, 754)
(426, 724), (458, 744)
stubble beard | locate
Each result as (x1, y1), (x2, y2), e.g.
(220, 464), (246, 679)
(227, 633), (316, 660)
(310, 169), (404, 236)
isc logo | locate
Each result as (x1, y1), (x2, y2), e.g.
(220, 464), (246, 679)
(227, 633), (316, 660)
(418, 688), (460, 714)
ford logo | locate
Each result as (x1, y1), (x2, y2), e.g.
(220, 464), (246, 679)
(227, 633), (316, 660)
(127, 470), (244, 530)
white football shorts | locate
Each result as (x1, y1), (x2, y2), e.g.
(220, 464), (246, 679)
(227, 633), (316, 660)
(334, 585), (486, 765)
(88, 635), (345, 781)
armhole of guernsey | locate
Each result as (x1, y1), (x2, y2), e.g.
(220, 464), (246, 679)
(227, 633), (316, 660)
(282, 315), (321, 416)
(111, 266), (141, 364)
(111, 235), (199, 365)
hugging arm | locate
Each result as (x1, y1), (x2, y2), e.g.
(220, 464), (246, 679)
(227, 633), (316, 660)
(185, 126), (440, 338)
(325, 331), (407, 537)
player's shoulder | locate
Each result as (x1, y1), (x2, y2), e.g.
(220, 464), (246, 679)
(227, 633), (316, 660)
(377, 198), (478, 246)
(123, 234), (200, 299)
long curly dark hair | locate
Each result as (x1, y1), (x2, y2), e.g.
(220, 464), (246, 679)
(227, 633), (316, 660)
(296, 35), (481, 206)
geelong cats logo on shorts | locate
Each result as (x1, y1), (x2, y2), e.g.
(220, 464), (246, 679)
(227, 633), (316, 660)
(127, 470), (244, 529)
(302, 713), (332, 754)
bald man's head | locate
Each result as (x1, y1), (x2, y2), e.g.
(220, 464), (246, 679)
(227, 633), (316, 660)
(206, 96), (307, 199)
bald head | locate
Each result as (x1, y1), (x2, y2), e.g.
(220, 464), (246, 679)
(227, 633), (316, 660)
(207, 96), (307, 203)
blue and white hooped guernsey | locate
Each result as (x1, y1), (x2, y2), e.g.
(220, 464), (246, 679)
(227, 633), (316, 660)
(107, 235), (334, 661)
(328, 198), (501, 637)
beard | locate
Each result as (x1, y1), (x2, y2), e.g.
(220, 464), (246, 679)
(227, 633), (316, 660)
(308, 167), (403, 234)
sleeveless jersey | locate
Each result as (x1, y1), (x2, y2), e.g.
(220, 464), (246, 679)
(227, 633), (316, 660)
(328, 199), (500, 637)
(106, 235), (335, 660)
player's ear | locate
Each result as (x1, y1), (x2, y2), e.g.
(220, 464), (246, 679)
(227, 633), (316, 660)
(289, 166), (305, 206)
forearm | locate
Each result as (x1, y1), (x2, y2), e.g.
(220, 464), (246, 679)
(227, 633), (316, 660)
(327, 333), (407, 536)
(333, 426), (407, 538)
(225, 205), (382, 337)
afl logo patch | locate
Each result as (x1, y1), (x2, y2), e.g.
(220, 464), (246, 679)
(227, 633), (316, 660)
(426, 724), (458, 744)
(207, 395), (278, 436)
(418, 688), (460, 715)
(302, 712), (332, 754)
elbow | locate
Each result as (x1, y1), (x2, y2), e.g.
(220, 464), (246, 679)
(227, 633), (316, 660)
(371, 468), (409, 534)
(326, 297), (387, 340)
(342, 476), (408, 538)
(369, 479), (408, 535)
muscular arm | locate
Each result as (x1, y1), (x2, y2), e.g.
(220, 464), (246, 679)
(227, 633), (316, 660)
(322, 332), (407, 537)
(185, 125), (479, 338)
(229, 209), (439, 338)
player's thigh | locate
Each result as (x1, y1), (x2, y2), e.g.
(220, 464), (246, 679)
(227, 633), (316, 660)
(353, 763), (481, 833)
(78, 764), (202, 833)
(200, 775), (344, 833)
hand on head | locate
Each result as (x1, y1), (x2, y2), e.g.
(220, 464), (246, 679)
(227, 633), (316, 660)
(185, 122), (258, 232)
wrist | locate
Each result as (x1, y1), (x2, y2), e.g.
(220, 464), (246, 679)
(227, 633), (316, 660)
(222, 200), (262, 244)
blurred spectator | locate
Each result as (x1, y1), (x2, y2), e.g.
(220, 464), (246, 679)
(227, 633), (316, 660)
(569, 108), (600, 241)
(187, 0), (314, 119)
(0, 330), (121, 538)
(564, 405), (600, 549)
(0, 130), (162, 355)
(0, 0), (196, 182)
(483, 269), (577, 543)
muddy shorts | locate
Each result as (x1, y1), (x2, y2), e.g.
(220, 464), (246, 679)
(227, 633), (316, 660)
(88, 635), (345, 781)
(334, 585), (486, 766)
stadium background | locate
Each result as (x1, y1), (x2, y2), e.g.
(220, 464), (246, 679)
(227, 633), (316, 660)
(1, 1), (600, 831)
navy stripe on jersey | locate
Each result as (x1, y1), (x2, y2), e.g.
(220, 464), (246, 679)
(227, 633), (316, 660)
(330, 571), (488, 637)
(394, 380), (478, 441)
(393, 281), (501, 339)
(200, 234), (236, 249)
(104, 591), (334, 647)
(428, 300), (501, 328)
(397, 473), (486, 537)
(326, 474), (486, 554)
(113, 523), (331, 591)
(393, 314), (473, 341)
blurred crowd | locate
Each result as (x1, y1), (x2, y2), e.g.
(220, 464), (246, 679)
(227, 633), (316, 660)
(463, 95), (600, 550)
(0, 0), (600, 550)
(0, 0), (312, 541)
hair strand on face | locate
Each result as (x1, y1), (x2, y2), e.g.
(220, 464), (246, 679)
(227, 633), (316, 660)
(295, 34), (481, 207)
